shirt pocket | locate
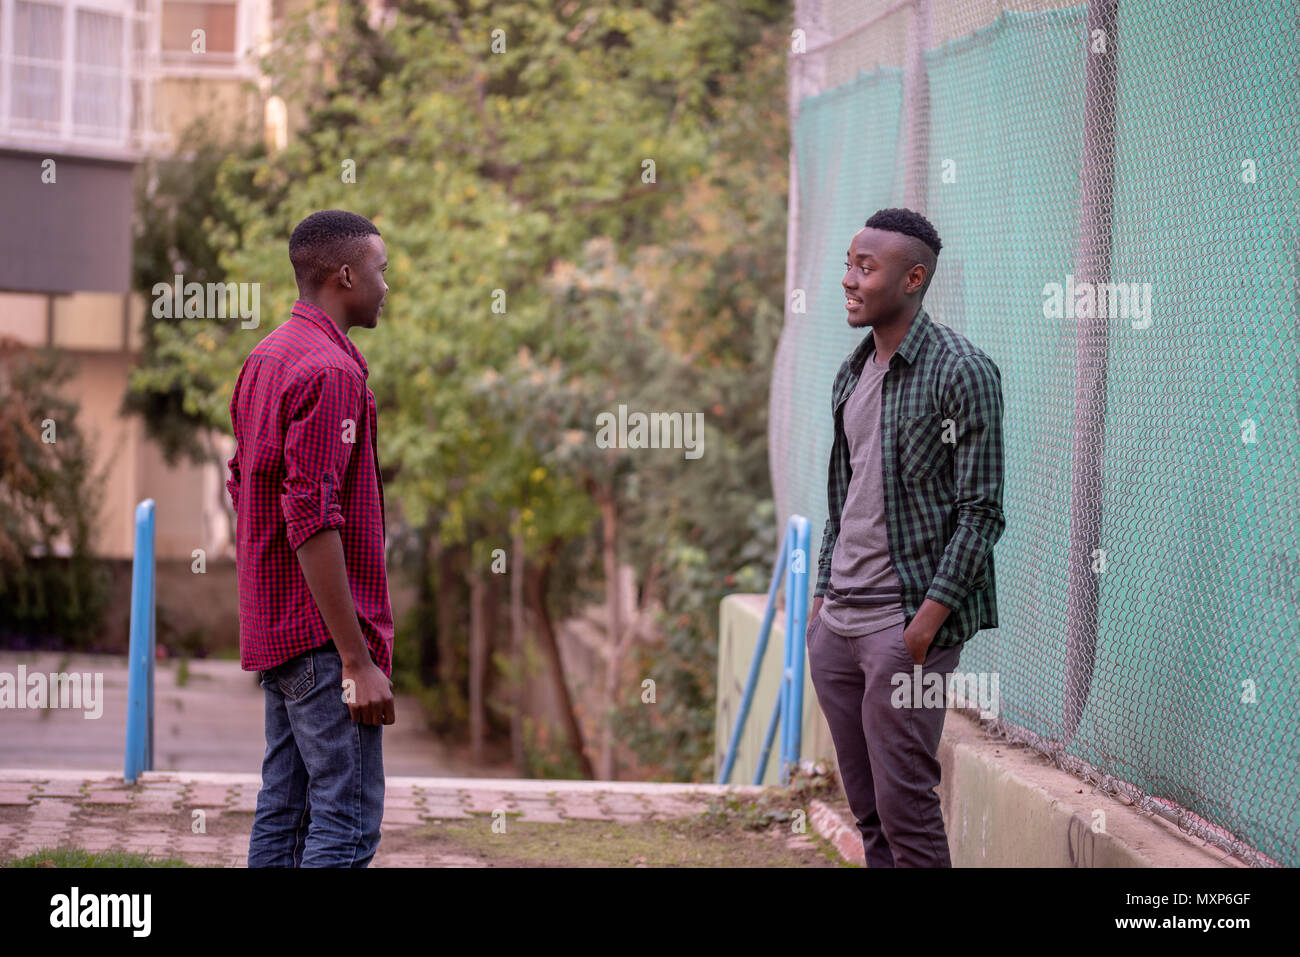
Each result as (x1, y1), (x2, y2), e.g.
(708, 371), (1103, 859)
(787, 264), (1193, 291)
(898, 411), (950, 483)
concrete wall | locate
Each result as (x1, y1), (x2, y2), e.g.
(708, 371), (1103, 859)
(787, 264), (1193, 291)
(0, 288), (234, 563)
(939, 713), (1240, 867)
(721, 592), (1242, 866)
(714, 593), (833, 786)
(152, 76), (261, 149)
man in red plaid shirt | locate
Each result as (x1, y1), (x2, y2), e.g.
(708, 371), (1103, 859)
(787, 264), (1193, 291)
(227, 209), (394, 867)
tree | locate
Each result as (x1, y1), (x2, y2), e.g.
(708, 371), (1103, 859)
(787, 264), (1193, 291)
(0, 340), (110, 645)
(126, 0), (792, 778)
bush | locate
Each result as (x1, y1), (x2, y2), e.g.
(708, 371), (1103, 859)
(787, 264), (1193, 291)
(0, 340), (110, 647)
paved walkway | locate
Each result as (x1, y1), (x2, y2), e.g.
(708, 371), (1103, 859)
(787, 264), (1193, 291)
(0, 652), (514, 778)
(0, 769), (764, 867)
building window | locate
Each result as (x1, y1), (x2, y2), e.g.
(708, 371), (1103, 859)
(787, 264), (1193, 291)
(1, 0), (150, 154)
(74, 9), (124, 135)
(11, 1), (65, 132)
(160, 0), (238, 65)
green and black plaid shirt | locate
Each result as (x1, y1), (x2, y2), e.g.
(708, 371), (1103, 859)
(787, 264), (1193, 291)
(815, 307), (1006, 649)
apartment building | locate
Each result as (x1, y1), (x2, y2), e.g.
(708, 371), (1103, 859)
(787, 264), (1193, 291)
(0, 0), (388, 564)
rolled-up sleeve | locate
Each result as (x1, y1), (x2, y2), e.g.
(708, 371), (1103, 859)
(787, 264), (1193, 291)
(926, 353), (1006, 610)
(226, 448), (240, 513)
(226, 368), (244, 513)
(280, 367), (364, 552)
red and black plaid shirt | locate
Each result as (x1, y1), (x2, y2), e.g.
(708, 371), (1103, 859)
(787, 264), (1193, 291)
(226, 300), (393, 676)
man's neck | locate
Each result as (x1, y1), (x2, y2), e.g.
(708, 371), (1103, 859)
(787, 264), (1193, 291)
(870, 303), (921, 365)
(300, 295), (350, 336)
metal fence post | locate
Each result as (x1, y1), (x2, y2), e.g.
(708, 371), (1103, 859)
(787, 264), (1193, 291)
(124, 499), (156, 783)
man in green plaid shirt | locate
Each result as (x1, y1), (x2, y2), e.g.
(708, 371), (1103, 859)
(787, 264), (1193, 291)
(806, 208), (1005, 867)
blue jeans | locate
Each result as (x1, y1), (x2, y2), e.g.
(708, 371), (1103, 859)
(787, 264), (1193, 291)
(247, 642), (385, 867)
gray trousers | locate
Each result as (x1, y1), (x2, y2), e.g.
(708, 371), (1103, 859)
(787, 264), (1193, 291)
(807, 614), (962, 867)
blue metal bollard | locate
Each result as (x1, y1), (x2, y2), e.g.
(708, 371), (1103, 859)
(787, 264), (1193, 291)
(783, 516), (811, 783)
(721, 515), (812, 786)
(124, 499), (156, 783)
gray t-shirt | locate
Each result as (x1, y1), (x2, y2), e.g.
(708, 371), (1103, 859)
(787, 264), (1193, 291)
(820, 353), (906, 637)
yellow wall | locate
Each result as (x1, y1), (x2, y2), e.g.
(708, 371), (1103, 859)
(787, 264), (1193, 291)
(152, 76), (261, 146)
(715, 593), (834, 786)
(6, 292), (233, 562)
(0, 293), (47, 346)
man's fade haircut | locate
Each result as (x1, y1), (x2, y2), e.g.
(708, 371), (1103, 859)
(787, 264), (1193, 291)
(863, 207), (941, 296)
(289, 210), (381, 292)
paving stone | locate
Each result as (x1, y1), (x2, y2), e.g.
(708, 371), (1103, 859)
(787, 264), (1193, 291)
(30, 784), (85, 798)
(601, 812), (650, 824)
(75, 826), (122, 841)
(83, 791), (133, 806)
(184, 786), (235, 807)
(131, 801), (181, 816)
(0, 790), (34, 806)
(381, 807), (426, 826)
(594, 794), (650, 814)
(137, 787), (187, 800)
(419, 804), (470, 820)
(123, 829), (178, 843)
(383, 795), (425, 811)
(30, 817), (81, 830)
(460, 790), (516, 815)
(177, 836), (223, 854)
(640, 795), (710, 818)
(512, 804), (567, 823)
(556, 801), (614, 821)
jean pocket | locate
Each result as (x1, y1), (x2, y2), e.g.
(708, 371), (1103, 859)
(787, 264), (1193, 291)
(899, 412), (949, 483)
(275, 651), (316, 700)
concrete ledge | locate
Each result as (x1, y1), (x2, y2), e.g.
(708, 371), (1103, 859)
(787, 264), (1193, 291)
(938, 712), (1245, 867)
(808, 712), (1247, 867)
(0, 768), (766, 798)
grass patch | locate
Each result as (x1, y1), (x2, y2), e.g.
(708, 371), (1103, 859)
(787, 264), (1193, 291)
(697, 760), (843, 832)
(401, 816), (843, 867)
(3, 846), (191, 868)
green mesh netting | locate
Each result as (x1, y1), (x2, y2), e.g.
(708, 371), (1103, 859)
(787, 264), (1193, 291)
(773, 0), (1298, 866)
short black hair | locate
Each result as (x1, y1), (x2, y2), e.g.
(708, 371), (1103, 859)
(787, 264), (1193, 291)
(863, 207), (942, 257)
(289, 210), (381, 292)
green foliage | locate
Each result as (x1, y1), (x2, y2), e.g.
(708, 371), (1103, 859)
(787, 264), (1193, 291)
(126, 116), (264, 467)
(521, 714), (586, 779)
(127, 0), (792, 774)
(698, 760), (841, 832)
(0, 342), (111, 645)
(3, 846), (191, 867)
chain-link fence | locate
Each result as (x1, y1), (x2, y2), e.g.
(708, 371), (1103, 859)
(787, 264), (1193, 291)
(772, 0), (1298, 867)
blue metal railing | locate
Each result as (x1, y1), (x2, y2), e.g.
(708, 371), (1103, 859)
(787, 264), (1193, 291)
(719, 514), (812, 786)
(124, 499), (156, 782)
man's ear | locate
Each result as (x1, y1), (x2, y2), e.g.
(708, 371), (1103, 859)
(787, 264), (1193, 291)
(909, 263), (928, 294)
(340, 264), (352, 289)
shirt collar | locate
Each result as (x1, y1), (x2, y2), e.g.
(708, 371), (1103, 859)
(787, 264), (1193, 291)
(850, 306), (933, 375)
(291, 299), (369, 380)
